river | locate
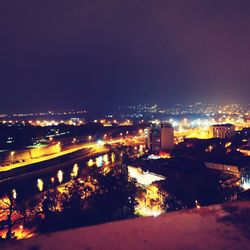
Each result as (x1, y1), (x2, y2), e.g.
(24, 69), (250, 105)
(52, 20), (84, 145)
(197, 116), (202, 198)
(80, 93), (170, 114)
(0, 144), (145, 201)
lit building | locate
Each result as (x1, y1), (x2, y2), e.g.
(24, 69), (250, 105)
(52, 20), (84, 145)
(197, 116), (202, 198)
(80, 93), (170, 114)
(146, 123), (174, 151)
(209, 124), (235, 139)
(128, 165), (166, 186)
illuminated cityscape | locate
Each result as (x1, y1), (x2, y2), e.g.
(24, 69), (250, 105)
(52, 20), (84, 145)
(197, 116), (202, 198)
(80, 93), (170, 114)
(1, 1), (250, 249)
(1, 103), (250, 244)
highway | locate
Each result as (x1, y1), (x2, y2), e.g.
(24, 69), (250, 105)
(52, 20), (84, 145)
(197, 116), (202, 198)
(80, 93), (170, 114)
(0, 136), (145, 174)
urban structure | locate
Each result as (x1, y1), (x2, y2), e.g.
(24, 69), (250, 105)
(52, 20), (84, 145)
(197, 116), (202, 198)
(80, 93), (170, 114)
(209, 124), (236, 139)
(146, 123), (174, 151)
(1, 1), (250, 248)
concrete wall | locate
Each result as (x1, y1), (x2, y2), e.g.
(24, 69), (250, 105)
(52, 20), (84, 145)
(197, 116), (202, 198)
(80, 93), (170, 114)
(30, 144), (61, 159)
(0, 144), (62, 164)
(2, 150), (31, 163)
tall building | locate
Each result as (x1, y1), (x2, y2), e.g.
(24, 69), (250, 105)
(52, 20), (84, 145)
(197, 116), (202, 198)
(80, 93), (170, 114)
(209, 124), (235, 139)
(147, 123), (174, 151)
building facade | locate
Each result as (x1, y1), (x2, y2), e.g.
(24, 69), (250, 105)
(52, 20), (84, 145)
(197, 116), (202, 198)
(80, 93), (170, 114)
(146, 123), (174, 151)
(209, 124), (235, 139)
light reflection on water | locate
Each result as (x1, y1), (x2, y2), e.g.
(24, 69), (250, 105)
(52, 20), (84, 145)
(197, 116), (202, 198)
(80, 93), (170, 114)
(87, 159), (94, 167)
(89, 153), (116, 168)
(103, 154), (109, 165)
(111, 153), (115, 163)
(71, 164), (79, 178)
(2, 145), (145, 199)
(57, 170), (64, 183)
(96, 156), (103, 167)
(12, 189), (17, 199)
(37, 178), (44, 192)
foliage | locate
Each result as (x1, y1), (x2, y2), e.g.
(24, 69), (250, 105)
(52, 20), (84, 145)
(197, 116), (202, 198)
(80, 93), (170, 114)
(0, 193), (23, 239)
(37, 164), (138, 233)
(160, 169), (232, 209)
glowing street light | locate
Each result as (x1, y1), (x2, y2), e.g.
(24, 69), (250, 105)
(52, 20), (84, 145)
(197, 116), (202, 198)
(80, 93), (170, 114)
(195, 200), (201, 209)
(97, 140), (104, 146)
(19, 225), (24, 238)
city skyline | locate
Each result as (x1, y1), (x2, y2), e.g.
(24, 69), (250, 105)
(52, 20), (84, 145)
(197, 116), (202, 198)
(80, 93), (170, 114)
(1, 102), (250, 116)
(1, 1), (250, 113)
(1, 1), (250, 246)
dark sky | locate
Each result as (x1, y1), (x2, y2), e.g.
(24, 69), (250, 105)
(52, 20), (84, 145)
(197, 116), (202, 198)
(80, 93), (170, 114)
(1, 0), (250, 113)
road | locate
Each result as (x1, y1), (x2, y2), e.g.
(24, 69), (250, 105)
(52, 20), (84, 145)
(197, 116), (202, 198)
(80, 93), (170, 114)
(0, 136), (145, 173)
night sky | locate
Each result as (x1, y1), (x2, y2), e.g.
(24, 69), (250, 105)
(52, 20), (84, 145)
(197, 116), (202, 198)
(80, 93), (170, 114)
(1, 1), (250, 114)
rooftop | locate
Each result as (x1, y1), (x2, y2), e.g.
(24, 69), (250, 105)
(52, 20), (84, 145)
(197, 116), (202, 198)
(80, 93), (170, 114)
(1, 201), (250, 250)
(204, 156), (250, 168)
(130, 157), (205, 176)
(211, 123), (235, 127)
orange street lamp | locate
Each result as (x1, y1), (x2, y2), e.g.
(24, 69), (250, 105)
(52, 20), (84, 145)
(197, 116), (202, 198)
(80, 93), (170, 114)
(19, 225), (24, 238)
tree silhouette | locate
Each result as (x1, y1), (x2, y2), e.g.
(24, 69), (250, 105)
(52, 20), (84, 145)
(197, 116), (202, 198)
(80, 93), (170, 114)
(0, 191), (24, 239)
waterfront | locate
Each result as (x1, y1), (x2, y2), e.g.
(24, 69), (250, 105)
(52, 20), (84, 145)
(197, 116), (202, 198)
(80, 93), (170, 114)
(0, 145), (145, 201)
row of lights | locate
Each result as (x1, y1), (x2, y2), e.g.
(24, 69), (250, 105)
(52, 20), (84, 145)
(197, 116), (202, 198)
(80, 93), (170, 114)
(8, 129), (144, 165)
